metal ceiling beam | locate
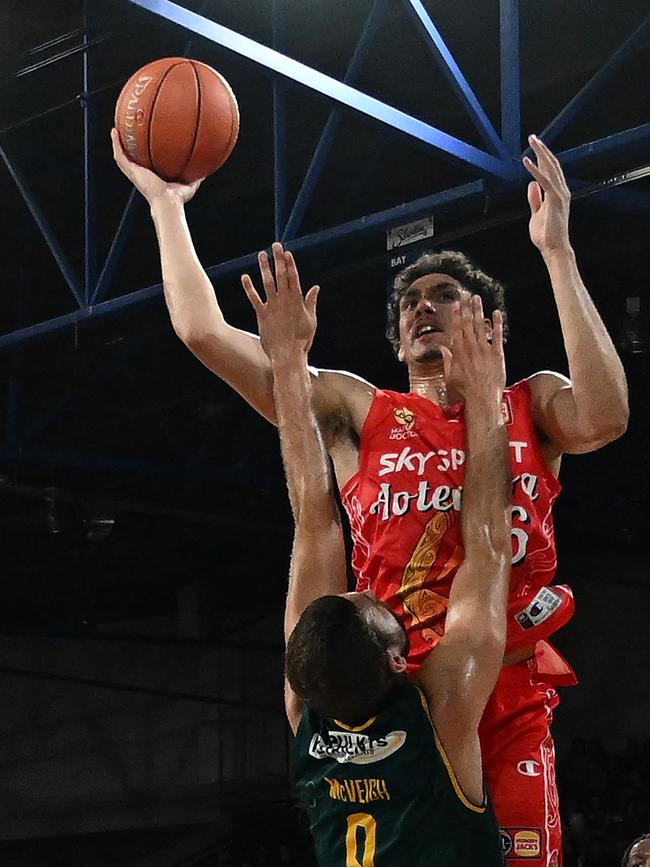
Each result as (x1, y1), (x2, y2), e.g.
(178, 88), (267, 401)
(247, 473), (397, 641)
(499, 0), (521, 155)
(402, 0), (511, 161)
(1, 106), (649, 353)
(0, 180), (484, 351)
(281, 0), (388, 242)
(560, 121), (650, 170)
(128, 0), (516, 180)
(540, 12), (650, 147)
(0, 144), (83, 308)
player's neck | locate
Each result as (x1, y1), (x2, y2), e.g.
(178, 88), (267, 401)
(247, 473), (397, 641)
(407, 359), (460, 407)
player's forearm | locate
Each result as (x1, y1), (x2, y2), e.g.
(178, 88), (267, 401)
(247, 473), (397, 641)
(273, 351), (347, 639)
(150, 195), (226, 342)
(448, 394), (511, 631)
(271, 352), (339, 529)
(544, 247), (628, 436)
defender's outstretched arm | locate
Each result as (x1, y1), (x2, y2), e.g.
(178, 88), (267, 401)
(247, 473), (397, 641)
(243, 248), (347, 733)
(419, 297), (512, 805)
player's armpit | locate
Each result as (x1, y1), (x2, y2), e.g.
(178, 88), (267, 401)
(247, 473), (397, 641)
(528, 370), (628, 456)
(310, 367), (375, 436)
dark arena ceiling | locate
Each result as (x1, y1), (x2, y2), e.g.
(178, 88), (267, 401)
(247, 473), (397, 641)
(0, 0), (649, 636)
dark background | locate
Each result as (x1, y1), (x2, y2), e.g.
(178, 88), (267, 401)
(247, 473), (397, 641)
(0, 1), (649, 864)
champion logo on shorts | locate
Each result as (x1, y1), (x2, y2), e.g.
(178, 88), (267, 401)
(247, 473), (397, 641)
(501, 828), (543, 860)
(517, 760), (542, 777)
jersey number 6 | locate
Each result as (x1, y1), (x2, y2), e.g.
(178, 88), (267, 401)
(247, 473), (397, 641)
(346, 813), (377, 867)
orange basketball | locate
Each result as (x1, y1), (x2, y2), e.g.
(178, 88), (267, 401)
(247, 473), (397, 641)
(114, 57), (239, 183)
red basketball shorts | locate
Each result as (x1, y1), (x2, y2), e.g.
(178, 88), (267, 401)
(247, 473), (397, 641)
(479, 657), (562, 867)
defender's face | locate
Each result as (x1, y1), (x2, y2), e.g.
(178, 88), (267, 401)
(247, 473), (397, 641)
(397, 273), (469, 365)
(342, 590), (406, 650)
(628, 840), (650, 867)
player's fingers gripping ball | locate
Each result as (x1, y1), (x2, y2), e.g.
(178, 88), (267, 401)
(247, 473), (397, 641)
(115, 57), (240, 183)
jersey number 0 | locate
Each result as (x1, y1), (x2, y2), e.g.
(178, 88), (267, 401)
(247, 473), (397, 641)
(346, 813), (377, 867)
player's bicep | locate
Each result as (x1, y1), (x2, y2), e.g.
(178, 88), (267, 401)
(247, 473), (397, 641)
(529, 370), (617, 455)
(417, 643), (495, 807)
(186, 323), (278, 422)
(418, 615), (503, 735)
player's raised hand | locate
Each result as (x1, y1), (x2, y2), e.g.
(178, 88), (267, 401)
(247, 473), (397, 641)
(523, 134), (572, 258)
(110, 128), (202, 206)
(440, 296), (505, 405)
(242, 242), (320, 362)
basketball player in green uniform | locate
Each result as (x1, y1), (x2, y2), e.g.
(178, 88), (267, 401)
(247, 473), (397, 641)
(244, 251), (511, 866)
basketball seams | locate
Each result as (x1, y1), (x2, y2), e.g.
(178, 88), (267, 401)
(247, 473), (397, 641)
(148, 59), (189, 179)
(193, 62), (239, 170)
(219, 71), (240, 163)
(178, 61), (203, 183)
(117, 57), (238, 182)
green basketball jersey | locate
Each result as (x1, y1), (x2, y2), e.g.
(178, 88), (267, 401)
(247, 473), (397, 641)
(293, 681), (504, 867)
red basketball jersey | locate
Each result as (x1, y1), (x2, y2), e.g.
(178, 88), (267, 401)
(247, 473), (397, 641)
(340, 380), (574, 670)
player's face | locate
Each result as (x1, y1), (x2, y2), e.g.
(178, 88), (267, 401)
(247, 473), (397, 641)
(628, 840), (650, 867)
(342, 590), (407, 650)
(397, 274), (472, 365)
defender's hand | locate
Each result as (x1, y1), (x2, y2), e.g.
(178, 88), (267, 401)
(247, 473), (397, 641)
(110, 128), (202, 206)
(523, 135), (571, 258)
(242, 242), (319, 362)
(440, 296), (505, 405)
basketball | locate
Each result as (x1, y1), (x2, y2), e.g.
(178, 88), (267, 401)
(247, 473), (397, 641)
(114, 57), (239, 183)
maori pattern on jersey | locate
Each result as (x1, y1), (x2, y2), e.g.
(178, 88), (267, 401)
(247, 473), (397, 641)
(396, 510), (464, 644)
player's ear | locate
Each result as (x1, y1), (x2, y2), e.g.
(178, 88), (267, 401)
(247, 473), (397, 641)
(397, 343), (406, 363)
(387, 649), (407, 674)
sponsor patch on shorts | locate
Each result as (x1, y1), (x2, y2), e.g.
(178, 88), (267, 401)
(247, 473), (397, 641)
(501, 828), (543, 860)
(515, 587), (562, 630)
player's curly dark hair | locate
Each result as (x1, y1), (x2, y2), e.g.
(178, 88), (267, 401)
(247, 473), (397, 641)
(286, 596), (403, 724)
(621, 833), (650, 866)
(385, 250), (509, 356)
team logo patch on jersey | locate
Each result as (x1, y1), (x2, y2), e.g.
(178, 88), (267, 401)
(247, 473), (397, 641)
(389, 408), (417, 440)
(515, 587), (562, 630)
(501, 828), (543, 860)
(309, 730), (407, 765)
(394, 407), (415, 430)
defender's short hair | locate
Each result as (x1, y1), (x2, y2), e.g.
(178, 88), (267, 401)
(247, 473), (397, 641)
(286, 595), (398, 723)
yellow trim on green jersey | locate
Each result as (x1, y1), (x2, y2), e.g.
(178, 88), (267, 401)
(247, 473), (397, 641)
(416, 687), (486, 815)
(333, 715), (377, 732)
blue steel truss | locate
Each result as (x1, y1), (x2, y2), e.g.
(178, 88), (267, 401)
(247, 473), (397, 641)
(1, 0), (650, 360)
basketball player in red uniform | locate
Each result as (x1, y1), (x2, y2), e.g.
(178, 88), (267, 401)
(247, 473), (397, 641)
(112, 131), (629, 865)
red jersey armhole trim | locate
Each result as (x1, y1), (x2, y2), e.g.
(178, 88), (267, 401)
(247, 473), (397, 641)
(508, 378), (561, 498)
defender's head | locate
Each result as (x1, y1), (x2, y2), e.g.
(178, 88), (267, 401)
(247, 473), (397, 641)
(286, 591), (408, 724)
(386, 250), (508, 366)
(622, 835), (650, 867)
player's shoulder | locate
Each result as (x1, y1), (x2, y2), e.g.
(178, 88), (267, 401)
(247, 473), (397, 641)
(309, 366), (376, 393)
(526, 369), (571, 397)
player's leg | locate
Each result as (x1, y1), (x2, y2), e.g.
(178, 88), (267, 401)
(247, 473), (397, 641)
(479, 659), (562, 867)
